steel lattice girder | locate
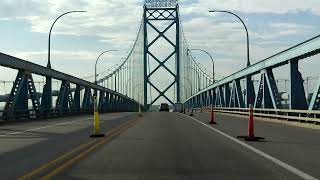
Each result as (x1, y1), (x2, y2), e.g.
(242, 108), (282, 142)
(308, 77), (320, 110)
(254, 71), (273, 109)
(0, 53), (141, 117)
(143, 5), (180, 107)
(72, 85), (81, 112)
(56, 80), (73, 113)
(146, 8), (176, 20)
(3, 70), (40, 119)
(229, 80), (244, 108)
(252, 69), (282, 109)
(0, 53), (138, 104)
(184, 34), (320, 105)
(82, 88), (92, 110)
(98, 91), (106, 111)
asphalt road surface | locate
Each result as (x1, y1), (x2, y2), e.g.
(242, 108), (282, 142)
(49, 112), (319, 180)
(0, 112), (137, 179)
(1, 112), (319, 179)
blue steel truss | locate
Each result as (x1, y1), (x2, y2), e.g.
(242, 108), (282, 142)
(308, 77), (320, 110)
(1, 2), (319, 121)
(0, 52), (141, 120)
(184, 34), (320, 111)
(95, 19), (144, 107)
(143, 5), (180, 108)
(93, 2), (212, 110)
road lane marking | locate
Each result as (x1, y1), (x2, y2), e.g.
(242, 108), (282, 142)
(18, 139), (99, 180)
(0, 119), (88, 137)
(182, 113), (318, 180)
(18, 117), (139, 180)
(40, 118), (140, 179)
(0, 114), (127, 137)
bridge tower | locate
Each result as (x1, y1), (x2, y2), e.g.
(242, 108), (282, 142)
(143, 0), (180, 109)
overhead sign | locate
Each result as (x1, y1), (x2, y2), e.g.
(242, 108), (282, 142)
(145, 0), (178, 8)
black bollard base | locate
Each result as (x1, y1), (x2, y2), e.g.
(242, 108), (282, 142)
(237, 135), (264, 141)
(189, 109), (194, 116)
(90, 134), (105, 138)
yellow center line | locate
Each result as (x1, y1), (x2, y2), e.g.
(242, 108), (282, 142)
(40, 118), (139, 179)
(18, 118), (139, 180)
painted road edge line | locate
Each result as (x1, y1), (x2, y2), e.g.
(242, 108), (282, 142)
(181, 113), (318, 180)
(0, 119), (86, 137)
(0, 114), (124, 137)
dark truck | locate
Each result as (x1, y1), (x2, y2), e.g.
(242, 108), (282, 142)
(159, 103), (169, 112)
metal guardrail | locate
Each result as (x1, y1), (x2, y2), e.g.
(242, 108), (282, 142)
(0, 106), (134, 123)
(185, 34), (320, 102)
(0, 109), (91, 122)
(0, 52), (142, 121)
(192, 107), (320, 124)
(0, 53), (136, 101)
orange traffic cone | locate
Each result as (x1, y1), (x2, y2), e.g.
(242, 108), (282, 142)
(209, 106), (217, 124)
(237, 104), (264, 141)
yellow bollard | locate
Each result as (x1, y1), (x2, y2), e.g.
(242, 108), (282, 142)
(90, 96), (105, 138)
(138, 105), (143, 117)
(94, 110), (100, 134)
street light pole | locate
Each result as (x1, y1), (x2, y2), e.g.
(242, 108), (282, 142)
(42, 10), (86, 117)
(48, 10), (86, 68)
(181, 76), (193, 97)
(137, 90), (143, 116)
(95, 50), (118, 85)
(188, 48), (216, 123)
(185, 67), (201, 91)
(115, 65), (129, 95)
(189, 49), (215, 83)
(94, 50), (117, 98)
(91, 50), (117, 138)
(133, 84), (143, 102)
(180, 84), (188, 100)
(209, 10), (250, 67)
(126, 77), (137, 96)
(181, 76), (195, 116)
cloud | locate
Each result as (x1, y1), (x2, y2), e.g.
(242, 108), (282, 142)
(13, 50), (98, 62)
(0, 0), (143, 50)
(0, 1), (319, 104)
(180, 0), (320, 15)
(7, 49), (123, 80)
(0, 0), (48, 19)
(1, 1), (317, 62)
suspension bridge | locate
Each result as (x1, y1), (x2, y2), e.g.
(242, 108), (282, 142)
(0, 1), (320, 179)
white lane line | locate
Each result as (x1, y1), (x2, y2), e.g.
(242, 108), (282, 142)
(0, 116), (133, 137)
(0, 118), (90, 137)
(181, 114), (318, 180)
(0, 113), (133, 137)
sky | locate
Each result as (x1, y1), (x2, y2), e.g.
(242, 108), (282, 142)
(0, 0), (319, 103)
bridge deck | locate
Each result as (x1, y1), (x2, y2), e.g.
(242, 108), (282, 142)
(0, 112), (319, 179)
(46, 113), (320, 179)
(0, 113), (136, 179)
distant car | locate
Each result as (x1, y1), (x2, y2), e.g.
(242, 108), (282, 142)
(159, 103), (169, 112)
